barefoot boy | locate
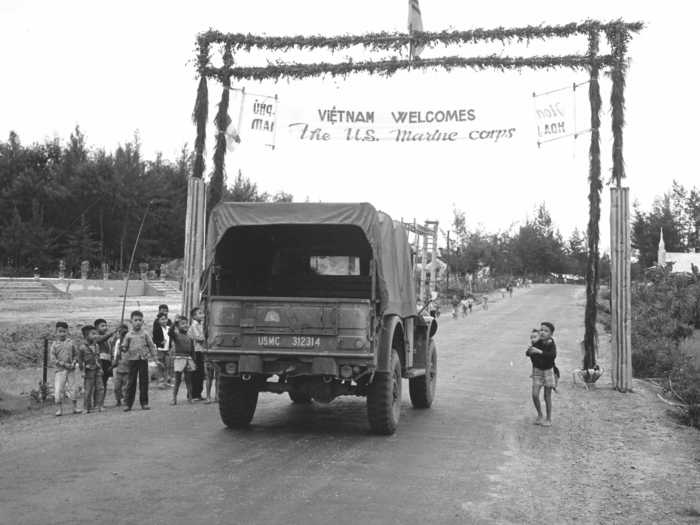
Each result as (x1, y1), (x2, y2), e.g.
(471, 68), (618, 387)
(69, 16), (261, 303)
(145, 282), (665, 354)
(51, 322), (82, 416)
(170, 316), (195, 405)
(111, 324), (130, 407)
(94, 319), (116, 395)
(121, 310), (156, 411)
(525, 322), (557, 426)
(78, 325), (105, 413)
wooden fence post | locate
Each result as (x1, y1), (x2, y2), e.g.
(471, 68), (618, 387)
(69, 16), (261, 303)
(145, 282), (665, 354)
(610, 186), (632, 391)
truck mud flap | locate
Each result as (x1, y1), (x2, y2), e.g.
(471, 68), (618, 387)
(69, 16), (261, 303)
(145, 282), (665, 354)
(238, 355), (263, 374)
(311, 357), (337, 376)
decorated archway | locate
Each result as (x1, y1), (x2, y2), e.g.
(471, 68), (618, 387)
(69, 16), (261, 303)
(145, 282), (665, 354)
(183, 20), (643, 392)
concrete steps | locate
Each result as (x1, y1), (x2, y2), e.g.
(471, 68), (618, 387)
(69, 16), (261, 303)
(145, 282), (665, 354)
(0, 279), (68, 301)
(146, 280), (181, 296)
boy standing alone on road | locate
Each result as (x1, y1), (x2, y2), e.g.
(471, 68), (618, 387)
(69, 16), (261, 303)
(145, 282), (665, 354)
(51, 321), (82, 416)
(526, 321), (557, 426)
(122, 310), (156, 411)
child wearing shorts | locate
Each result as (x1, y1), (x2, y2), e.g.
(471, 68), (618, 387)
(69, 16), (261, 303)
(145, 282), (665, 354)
(170, 316), (196, 405)
(526, 322), (557, 426)
(51, 322), (82, 416)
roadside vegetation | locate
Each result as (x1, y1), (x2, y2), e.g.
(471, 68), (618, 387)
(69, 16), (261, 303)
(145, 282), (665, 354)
(630, 267), (700, 427)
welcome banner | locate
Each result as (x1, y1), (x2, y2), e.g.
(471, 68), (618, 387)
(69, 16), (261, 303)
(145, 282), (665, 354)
(285, 105), (517, 144)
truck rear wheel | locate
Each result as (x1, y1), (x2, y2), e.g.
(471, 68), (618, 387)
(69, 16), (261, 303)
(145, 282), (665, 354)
(409, 339), (437, 408)
(288, 391), (312, 404)
(219, 377), (258, 428)
(367, 349), (402, 435)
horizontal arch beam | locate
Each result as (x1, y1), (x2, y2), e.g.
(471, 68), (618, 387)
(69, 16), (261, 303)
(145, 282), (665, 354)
(204, 54), (615, 81)
(197, 20), (643, 53)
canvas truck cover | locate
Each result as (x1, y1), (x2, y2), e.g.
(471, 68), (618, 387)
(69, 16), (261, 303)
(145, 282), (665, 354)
(205, 202), (417, 318)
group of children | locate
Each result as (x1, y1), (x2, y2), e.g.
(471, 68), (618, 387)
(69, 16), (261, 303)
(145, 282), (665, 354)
(525, 321), (559, 427)
(50, 304), (216, 417)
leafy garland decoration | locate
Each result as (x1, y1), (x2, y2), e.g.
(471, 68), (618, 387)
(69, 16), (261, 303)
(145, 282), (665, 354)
(196, 20), (643, 54)
(606, 25), (630, 185)
(192, 40), (210, 179)
(205, 54), (616, 82)
(208, 45), (233, 211)
(584, 30), (602, 370)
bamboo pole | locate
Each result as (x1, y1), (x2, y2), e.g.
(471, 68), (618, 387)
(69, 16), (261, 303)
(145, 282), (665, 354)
(610, 187), (620, 387)
(610, 187), (632, 391)
(182, 178), (206, 318)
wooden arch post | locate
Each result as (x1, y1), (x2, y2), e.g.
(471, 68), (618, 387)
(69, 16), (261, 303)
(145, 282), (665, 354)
(608, 26), (633, 392)
(182, 39), (210, 319)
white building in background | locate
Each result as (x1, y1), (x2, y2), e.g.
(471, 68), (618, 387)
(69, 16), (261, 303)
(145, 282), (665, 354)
(657, 228), (700, 273)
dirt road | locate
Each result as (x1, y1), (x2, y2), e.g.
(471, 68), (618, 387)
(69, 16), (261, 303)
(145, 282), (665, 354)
(1, 285), (699, 525)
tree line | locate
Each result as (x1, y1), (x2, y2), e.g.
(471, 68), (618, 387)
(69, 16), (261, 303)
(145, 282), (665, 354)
(442, 203), (598, 287)
(632, 180), (700, 269)
(0, 128), (291, 277)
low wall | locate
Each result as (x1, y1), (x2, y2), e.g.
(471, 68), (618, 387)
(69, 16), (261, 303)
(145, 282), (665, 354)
(46, 278), (146, 297)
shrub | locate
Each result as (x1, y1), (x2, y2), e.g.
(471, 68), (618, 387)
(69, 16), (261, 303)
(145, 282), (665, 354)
(631, 267), (700, 377)
(626, 267), (700, 428)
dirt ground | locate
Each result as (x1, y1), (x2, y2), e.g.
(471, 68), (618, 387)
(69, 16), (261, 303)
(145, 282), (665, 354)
(0, 295), (181, 328)
(1, 285), (699, 525)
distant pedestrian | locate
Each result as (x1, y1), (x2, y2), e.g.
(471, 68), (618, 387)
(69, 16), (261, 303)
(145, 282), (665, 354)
(451, 295), (459, 319)
(111, 324), (130, 407)
(188, 307), (206, 400)
(78, 325), (104, 413)
(170, 316), (195, 405)
(482, 295), (489, 310)
(526, 322), (557, 426)
(122, 310), (155, 411)
(51, 321), (82, 416)
(460, 297), (468, 318)
(467, 297), (473, 314)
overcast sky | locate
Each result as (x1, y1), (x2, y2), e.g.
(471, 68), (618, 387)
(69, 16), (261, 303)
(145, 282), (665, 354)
(1, 1), (697, 250)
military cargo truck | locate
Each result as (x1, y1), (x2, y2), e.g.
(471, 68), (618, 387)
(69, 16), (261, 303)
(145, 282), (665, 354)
(202, 202), (437, 435)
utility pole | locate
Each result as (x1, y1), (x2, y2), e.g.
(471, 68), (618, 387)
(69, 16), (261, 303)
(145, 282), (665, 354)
(446, 231), (451, 290)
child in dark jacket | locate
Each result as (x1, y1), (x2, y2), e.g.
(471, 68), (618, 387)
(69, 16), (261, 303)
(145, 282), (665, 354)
(525, 322), (557, 426)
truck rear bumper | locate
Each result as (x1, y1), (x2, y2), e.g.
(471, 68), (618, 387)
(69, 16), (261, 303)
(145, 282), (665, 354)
(206, 349), (374, 377)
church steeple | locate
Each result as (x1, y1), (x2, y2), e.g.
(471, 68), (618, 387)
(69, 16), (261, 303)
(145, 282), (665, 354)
(657, 227), (666, 266)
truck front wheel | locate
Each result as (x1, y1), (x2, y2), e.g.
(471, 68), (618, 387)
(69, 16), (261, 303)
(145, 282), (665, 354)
(409, 339), (437, 408)
(219, 377), (258, 428)
(367, 349), (402, 435)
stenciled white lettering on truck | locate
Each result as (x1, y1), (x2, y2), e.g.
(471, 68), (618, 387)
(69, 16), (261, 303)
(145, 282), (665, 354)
(292, 336), (321, 348)
(257, 336), (280, 347)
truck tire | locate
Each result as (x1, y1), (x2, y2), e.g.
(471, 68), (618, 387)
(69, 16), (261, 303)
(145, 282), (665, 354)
(409, 339), (437, 408)
(367, 348), (402, 435)
(288, 391), (312, 404)
(219, 377), (258, 428)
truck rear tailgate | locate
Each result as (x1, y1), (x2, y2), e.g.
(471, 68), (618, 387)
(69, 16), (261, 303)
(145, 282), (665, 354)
(207, 296), (371, 355)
